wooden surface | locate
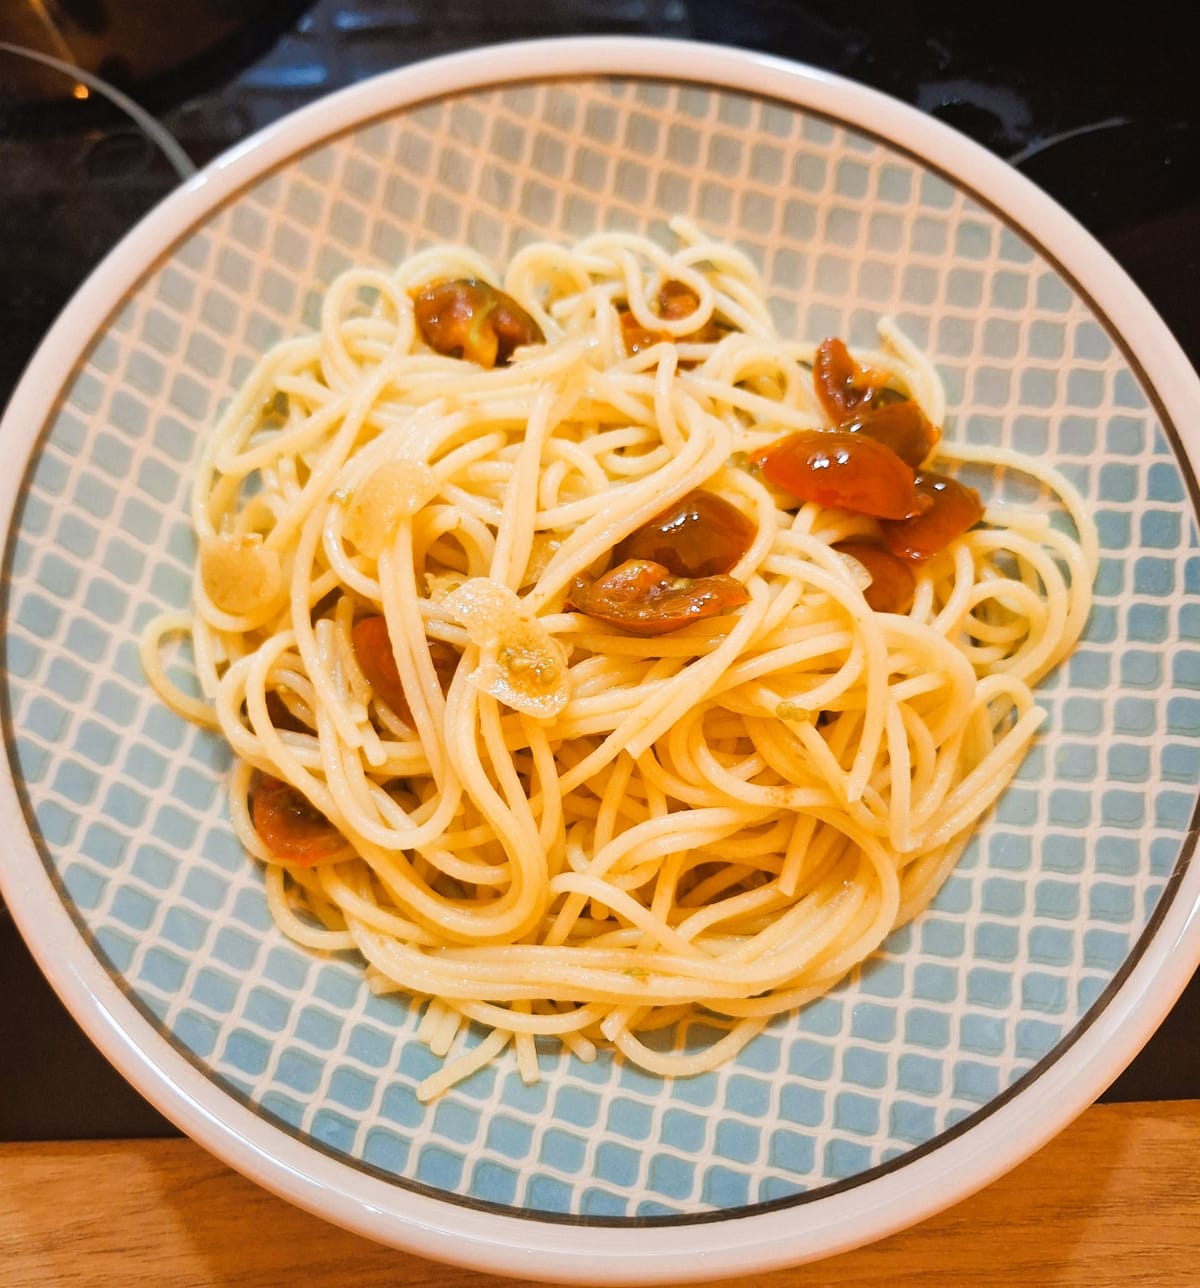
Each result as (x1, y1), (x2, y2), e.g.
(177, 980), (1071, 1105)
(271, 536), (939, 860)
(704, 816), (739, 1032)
(3, 1099), (1198, 1287)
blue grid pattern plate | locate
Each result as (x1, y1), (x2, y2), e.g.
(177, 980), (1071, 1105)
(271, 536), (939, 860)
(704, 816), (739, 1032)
(2, 37), (1199, 1284)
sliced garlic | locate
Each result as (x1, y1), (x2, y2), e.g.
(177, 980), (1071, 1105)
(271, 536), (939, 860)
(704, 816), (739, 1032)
(343, 460), (438, 559)
(199, 533), (284, 617)
(520, 532), (564, 588)
(443, 577), (569, 718)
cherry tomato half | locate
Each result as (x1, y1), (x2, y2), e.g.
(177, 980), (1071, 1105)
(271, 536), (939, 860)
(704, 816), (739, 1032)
(878, 472), (984, 560)
(411, 278), (544, 368)
(264, 689), (311, 733)
(842, 399), (939, 469)
(352, 614), (411, 722)
(614, 489), (756, 578)
(619, 281), (724, 355)
(656, 280), (709, 322)
(834, 540), (917, 614)
(353, 615), (459, 725)
(250, 771), (344, 865)
(753, 429), (925, 520)
(813, 337), (895, 420)
(568, 559), (750, 636)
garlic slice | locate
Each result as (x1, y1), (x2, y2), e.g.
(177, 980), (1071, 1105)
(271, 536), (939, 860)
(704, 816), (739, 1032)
(343, 460), (438, 558)
(443, 577), (569, 718)
(199, 533), (284, 618)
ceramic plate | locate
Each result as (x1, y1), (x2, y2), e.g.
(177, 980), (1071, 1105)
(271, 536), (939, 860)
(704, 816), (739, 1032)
(2, 36), (1199, 1284)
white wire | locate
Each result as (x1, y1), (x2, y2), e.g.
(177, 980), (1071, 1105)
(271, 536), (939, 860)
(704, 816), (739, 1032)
(0, 40), (197, 181)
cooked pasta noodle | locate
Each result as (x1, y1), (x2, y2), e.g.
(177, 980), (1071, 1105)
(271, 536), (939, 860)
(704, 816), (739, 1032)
(142, 221), (1096, 1099)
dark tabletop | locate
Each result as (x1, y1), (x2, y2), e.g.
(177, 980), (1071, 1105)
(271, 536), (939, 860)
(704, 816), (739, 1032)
(1, 0), (1197, 1141)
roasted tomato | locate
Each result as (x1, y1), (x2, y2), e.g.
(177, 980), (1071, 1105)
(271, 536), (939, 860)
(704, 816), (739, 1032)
(878, 472), (984, 560)
(620, 311), (670, 356)
(353, 614), (459, 724)
(614, 490), (756, 578)
(619, 280), (724, 355)
(568, 559), (750, 636)
(250, 771), (344, 865)
(429, 639), (461, 691)
(813, 337), (898, 420)
(753, 429), (925, 520)
(834, 540), (917, 614)
(352, 614), (410, 720)
(264, 689), (311, 734)
(411, 278), (543, 367)
(656, 279), (710, 321)
(842, 399), (939, 469)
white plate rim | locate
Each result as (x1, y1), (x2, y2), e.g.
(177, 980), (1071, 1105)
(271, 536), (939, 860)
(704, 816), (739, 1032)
(1, 34), (1199, 1284)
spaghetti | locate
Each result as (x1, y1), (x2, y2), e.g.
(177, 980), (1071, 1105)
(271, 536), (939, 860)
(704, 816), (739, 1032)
(143, 223), (1096, 1099)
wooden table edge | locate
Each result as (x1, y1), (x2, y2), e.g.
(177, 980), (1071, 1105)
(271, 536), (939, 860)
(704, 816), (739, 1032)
(3, 1098), (1198, 1286)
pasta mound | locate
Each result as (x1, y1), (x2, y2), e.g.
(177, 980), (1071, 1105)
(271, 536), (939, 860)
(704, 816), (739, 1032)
(143, 223), (1096, 1099)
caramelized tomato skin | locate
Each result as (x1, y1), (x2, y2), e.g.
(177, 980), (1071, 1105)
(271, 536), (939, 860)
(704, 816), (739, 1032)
(614, 490), (756, 578)
(655, 280), (705, 321)
(265, 689), (311, 733)
(813, 337), (894, 420)
(352, 614), (411, 722)
(250, 772), (343, 866)
(411, 278), (543, 368)
(619, 281), (723, 355)
(842, 399), (938, 469)
(620, 311), (666, 356)
(352, 615), (460, 726)
(568, 559), (750, 636)
(754, 429), (925, 521)
(833, 540), (916, 614)
(878, 472), (984, 560)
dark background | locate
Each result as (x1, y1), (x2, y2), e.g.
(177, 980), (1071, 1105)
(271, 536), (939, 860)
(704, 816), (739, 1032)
(1, 0), (1197, 1140)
